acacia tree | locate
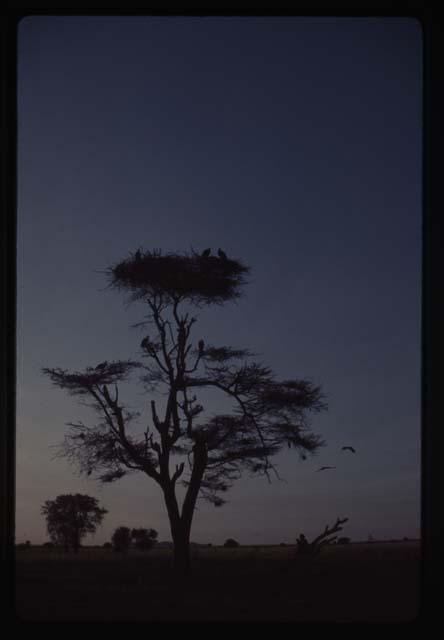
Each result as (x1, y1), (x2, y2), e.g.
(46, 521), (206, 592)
(41, 494), (107, 553)
(43, 249), (326, 575)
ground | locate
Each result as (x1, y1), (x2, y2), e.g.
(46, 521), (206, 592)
(15, 541), (420, 622)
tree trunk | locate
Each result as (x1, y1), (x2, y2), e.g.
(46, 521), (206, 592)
(162, 484), (191, 577)
(172, 526), (191, 576)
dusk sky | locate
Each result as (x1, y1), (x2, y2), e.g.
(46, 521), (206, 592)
(17, 16), (422, 546)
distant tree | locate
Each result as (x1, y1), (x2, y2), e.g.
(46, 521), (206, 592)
(131, 528), (158, 551)
(43, 248), (326, 575)
(224, 538), (240, 548)
(111, 526), (131, 552)
(41, 494), (107, 553)
(337, 536), (351, 545)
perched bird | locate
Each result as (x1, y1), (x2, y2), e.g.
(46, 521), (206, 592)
(141, 336), (150, 350)
(287, 441), (291, 449)
(135, 249), (142, 261)
(342, 446), (356, 453)
(217, 248), (227, 260)
(198, 339), (205, 353)
(316, 466), (336, 472)
(95, 361), (108, 371)
(201, 248), (211, 258)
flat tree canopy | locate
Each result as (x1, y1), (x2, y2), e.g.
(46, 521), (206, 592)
(43, 248), (326, 574)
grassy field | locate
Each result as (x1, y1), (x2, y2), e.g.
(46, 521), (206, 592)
(15, 541), (420, 622)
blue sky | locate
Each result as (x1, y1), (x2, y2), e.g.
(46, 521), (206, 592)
(16, 16), (421, 545)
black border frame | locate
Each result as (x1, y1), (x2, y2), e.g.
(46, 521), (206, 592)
(2, 8), (441, 626)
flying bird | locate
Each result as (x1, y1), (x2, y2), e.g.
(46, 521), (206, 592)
(341, 446), (356, 453)
(201, 248), (211, 258)
(217, 248), (227, 260)
(316, 466), (336, 472)
(95, 361), (108, 371)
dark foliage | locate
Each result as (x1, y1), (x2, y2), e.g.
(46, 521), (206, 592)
(111, 527), (132, 552)
(41, 494), (107, 553)
(224, 538), (240, 548)
(131, 528), (158, 551)
(107, 249), (250, 306)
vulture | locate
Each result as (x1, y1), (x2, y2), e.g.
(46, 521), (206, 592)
(201, 248), (211, 258)
(141, 337), (150, 350)
(341, 446), (356, 453)
(198, 339), (205, 353)
(316, 466), (336, 472)
(95, 361), (108, 371)
(217, 248), (227, 260)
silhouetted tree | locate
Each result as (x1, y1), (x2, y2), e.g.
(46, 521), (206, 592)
(223, 538), (240, 548)
(295, 517), (349, 558)
(43, 249), (326, 575)
(131, 527), (158, 550)
(41, 494), (107, 553)
(111, 526), (131, 552)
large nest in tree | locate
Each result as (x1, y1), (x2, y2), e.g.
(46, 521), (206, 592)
(107, 249), (250, 306)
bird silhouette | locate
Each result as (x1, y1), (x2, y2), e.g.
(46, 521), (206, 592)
(198, 339), (205, 353)
(95, 361), (108, 371)
(201, 248), (211, 258)
(342, 446), (356, 453)
(135, 249), (142, 261)
(217, 248), (227, 260)
(316, 466), (336, 472)
(141, 337), (150, 350)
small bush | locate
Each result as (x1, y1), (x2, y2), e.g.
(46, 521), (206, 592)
(223, 538), (239, 548)
(111, 526), (131, 552)
(131, 528), (158, 551)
